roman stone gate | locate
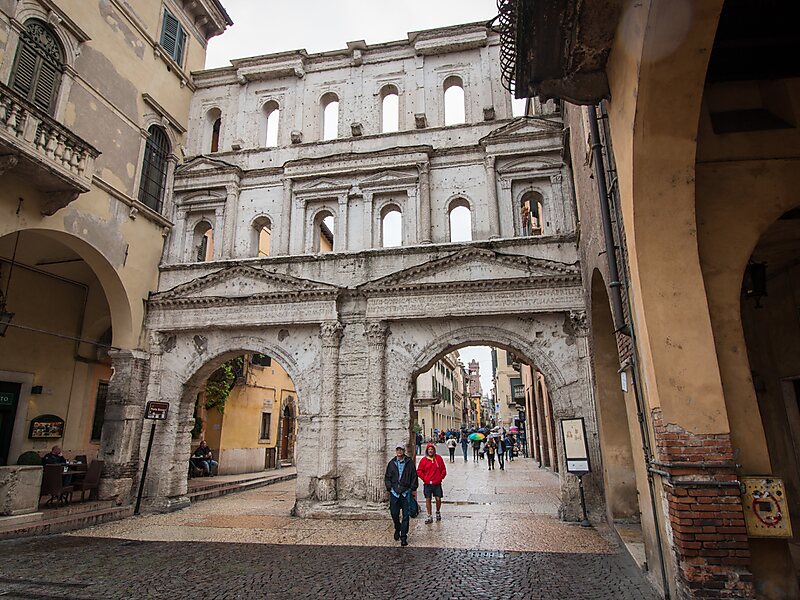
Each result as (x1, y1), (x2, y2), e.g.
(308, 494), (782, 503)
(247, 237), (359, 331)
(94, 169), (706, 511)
(96, 24), (600, 520)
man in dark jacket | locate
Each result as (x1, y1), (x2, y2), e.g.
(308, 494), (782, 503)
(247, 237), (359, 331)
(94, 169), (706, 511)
(384, 443), (418, 546)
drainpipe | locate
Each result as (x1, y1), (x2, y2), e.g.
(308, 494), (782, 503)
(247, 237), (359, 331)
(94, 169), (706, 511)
(587, 103), (671, 599)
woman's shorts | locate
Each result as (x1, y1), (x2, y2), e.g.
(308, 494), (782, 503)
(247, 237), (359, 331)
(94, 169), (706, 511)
(423, 483), (443, 498)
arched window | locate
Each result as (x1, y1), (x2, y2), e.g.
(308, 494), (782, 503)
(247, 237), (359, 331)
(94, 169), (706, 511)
(381, 85), (399, 133)
(321, 93), (339, 141)
(252, 216), (271, 257)
(443, 76), (465, 126)
(315, 211), (335, 253)
(381, 205), (402, 248)
(193, 221), (213, 262)
(138, 125), (170, 213)
(520, 191), (544, 236)
(448, 199), (472, 242)
(10, 20), (64, 115)
(263, 101), (280, 147)
(206, 108), (221, 153)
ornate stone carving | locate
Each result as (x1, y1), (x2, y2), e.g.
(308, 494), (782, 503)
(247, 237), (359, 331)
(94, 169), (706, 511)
(290, 130), (303, 144)
(319, 321), (344, 347)
(192, 334), (208, 354)
(414, 113), (427, 129)
(566, 310), (589, 336)
(0, 154), (19, 175)
(40, 190), (80, 216)
(350, 122), (363, 137)
(364, 320), (389, 346)
(483, 106), (496, 121)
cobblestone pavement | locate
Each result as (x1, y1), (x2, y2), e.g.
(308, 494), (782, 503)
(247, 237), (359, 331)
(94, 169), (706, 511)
(0, 450), (658, 599)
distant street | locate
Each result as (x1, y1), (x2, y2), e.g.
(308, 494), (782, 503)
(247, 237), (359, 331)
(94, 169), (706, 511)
(0, 453), (656, 599)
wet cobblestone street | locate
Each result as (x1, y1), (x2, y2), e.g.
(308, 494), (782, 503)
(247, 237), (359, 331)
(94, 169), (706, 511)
(0, 453), (658, 599)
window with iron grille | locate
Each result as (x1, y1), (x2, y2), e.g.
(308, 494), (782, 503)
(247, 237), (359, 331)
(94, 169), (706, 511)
(91, 381), (109, 442)
(160, 9), (187, 66)
(138, 125), (170, 212)
(10, 20), (64, 115)
(260, 412), (272, 440)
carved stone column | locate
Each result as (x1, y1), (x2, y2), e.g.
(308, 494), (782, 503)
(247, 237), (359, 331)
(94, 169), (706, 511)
(279, 178), (293, 255)
(417, 162), (432, 244)
(213, 207), (225, 260)
(317, 321), (343, 502)
(222, 186), (239, 258)
(484, 155), (501, 239)
(365, 321), (389, 503)
(98, 349), (150, 504)
(337, 193), (348, 251)
(363, 190), (374, 248)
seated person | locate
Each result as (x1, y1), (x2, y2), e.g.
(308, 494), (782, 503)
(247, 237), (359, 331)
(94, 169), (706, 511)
(43, 445), (67, 465)
(192, 440), (218, 476)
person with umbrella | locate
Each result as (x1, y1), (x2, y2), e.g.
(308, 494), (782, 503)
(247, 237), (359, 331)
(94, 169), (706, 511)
(469, 432), (484, 462)
(384, 443), (418, 546)
(416, 443), (447, 524)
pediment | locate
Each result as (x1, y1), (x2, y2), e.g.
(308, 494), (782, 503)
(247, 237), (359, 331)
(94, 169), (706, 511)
(360, 247), (579, 293)
(294, 178), (348, 192)
(359, 170), (417, 186)
(481, 117), (562, 143)
(151, 265), (337, 304)
(176, 155), (240, 175)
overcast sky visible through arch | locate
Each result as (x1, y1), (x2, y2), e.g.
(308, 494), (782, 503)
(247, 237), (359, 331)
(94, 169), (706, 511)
(205, 0), (499, 69)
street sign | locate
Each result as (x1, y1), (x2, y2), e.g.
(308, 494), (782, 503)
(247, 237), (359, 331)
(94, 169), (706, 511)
(144, 401), (170, 420)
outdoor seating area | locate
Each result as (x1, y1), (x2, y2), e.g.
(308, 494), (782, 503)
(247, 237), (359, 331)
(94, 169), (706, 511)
(39, 458), (104, 508)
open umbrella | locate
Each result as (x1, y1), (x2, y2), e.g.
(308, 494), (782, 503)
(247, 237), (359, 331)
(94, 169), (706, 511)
(468, 432), (485, 441)
(509, 426), (519, 433)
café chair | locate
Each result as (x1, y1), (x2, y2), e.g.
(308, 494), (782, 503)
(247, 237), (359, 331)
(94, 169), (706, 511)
(72, 460), (103, 502)
(41, 464), (73, 507)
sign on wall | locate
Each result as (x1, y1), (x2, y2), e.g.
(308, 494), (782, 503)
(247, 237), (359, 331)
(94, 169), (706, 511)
(561, 417), (590, 474)
(144, 401), (170, 420)
(741, 476), (793, 538)
(29, 414), (65, 439)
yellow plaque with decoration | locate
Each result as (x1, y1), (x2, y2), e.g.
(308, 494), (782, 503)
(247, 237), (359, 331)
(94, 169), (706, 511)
(741, 477), (793, 538)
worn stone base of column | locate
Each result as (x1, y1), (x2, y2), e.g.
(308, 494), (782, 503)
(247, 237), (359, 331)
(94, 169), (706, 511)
(293, 498), (389, 520)
(98, 478), (133, 505)
(136, 495), (191, 514)
(315, 477), (338, 502)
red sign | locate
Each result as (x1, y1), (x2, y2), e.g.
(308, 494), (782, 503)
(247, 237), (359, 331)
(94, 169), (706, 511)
(145, 401), (169, 420)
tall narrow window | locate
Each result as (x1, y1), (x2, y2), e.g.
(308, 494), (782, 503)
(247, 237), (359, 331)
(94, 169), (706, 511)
(316, 212), (335, 253)
(264, 101), (280, 147)
(381, 205), (402, 247)
(91, 381), (109, 442)
(193, 221), (213, 262)
(253, 216), (271, 257)
(160, 9), (187, 65)
(260, 412), (272, 440)
(10, 20), (64, 115)
(448, 200), (472, 242)
(520, 191), (544, 236)
(138, 125), (170, 213)
(381, 85), (399, 133)
(321, 93), (339, 141)
(210, 117), (221, 152)
(443, 76), (465, 126)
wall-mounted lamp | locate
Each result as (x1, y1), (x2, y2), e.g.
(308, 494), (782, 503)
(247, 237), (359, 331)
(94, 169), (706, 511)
(743, 261), (768, 308)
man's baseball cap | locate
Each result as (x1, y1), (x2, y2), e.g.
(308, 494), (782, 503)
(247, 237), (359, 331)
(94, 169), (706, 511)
(395, 444), (406, 450)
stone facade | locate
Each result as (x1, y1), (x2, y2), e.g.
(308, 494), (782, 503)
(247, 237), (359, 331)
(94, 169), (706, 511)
(113, 23), (599, 520)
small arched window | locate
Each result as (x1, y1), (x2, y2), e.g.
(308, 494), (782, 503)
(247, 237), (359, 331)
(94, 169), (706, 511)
(381, 205), (402, 248)
(448, 199), (472, 242)
(138, 125), (170, 213)
(206, 108), (222, 153)
(443, 76), (465, 126)
(252, 216), (271, 257)
(321, 93), (339, 141)
(520, 191), (544, 236)
(263, 101), (280, 147)
(315, 211), (335, 253)
(193, 221), (213, 262)
(381, 85), (399, 133)
(10, 20), (64, 115)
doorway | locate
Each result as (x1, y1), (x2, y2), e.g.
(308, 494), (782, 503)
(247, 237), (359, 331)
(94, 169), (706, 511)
(0, 381), (21, 466)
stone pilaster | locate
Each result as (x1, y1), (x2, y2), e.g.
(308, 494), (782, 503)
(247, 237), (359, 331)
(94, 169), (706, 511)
(417, 162), (432, 243)
(279, 178), (293, 255)
(365, 320), (389, 503)
(317, 321), (343, 502)
(98, 349), (150, 505)
(484, 155), (501, 238)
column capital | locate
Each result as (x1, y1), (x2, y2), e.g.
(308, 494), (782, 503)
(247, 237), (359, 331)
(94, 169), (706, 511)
(319, 321), (344, 347)
(566, 309), (589, 337)
(417, 161), (430, 175)
(484, 154), (496, 170)
(364, 320), (389, 346)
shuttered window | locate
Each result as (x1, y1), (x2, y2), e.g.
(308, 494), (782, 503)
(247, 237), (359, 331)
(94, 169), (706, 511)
(138, 125), (170, 213)
(160, 9), (187, 66)
(9, 20), (64, 115)
(91, 381), (109, 442)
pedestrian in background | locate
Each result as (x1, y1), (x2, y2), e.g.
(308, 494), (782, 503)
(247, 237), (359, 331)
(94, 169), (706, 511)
(416, 443), (447, 523)
(506, 434), (515, 462)
(384, 444), (418, 547)
(415, 431), (423, 455)
(471, 438), (481, 462)
(460, 434), (469, 462)
(446, 435), (457, 463)
(486, 438), (497, 470)
(497, 435), (506, 470)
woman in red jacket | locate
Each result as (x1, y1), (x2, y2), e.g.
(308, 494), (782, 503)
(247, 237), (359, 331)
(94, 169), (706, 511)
(417, 443), (447, 524)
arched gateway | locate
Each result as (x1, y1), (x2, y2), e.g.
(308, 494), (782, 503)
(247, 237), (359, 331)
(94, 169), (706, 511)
(110, 245), (598, 520)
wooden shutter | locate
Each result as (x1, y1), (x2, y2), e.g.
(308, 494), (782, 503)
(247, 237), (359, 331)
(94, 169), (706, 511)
(32, 60), (60, 113)
(10, 42), (38, 99)
(160, 11), (179, 60)
(174, 23), (187, 65)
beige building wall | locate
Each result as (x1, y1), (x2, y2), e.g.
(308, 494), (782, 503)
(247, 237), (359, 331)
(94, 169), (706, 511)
(492, 347), (521, 428)
(414, 351), (460, 439)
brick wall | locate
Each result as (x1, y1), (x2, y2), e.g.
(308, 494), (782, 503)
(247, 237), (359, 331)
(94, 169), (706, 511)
(651, 408), (755, 599)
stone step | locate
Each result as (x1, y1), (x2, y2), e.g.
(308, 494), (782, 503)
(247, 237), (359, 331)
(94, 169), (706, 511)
(0, 504), (133, 540)
(188, 472), (296, 503)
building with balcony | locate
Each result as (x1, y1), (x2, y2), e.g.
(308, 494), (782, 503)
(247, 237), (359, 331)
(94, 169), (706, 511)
(0, 0), (230, 503)
(413, 350), (460, 439)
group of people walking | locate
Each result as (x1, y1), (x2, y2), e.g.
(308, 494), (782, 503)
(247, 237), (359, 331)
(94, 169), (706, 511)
(384, 442), (447, 547)
(470, 434), (516, 470)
